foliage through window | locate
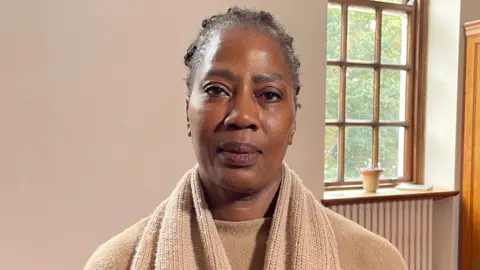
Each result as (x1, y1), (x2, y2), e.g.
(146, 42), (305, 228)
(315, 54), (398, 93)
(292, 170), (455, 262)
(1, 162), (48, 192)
(325, 0), (423, 186)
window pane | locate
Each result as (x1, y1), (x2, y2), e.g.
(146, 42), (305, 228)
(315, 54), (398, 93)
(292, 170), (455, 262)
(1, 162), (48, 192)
(326, 66), (340, 120)
(327, 4), (342, 60)
(345, 127), (372, 180)
(379, 127), (405, 178)
(381, 10), (408, 65)
(347, 6), (376, 62)
(346, 68), (374, 120)
(380, 69), (407, 121)
(324, 126), (339, 182)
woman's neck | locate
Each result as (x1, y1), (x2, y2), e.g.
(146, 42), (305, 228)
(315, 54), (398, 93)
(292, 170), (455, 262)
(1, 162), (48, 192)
(201, 179), (281, 222)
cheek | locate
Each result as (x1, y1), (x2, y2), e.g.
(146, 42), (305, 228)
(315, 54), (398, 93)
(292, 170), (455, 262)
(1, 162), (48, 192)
(188, 94), (224, 134)
(189, 92), (217, 126)
(189, 91), (208, 111)
(264, 112), (294, 139)
(265, 118), (278, 130)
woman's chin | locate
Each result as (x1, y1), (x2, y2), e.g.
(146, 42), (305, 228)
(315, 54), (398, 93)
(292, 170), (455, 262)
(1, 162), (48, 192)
(215, 166), (265, 194)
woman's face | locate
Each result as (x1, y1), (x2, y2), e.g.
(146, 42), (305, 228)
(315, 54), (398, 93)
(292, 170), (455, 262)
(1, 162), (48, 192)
(186, 27), (296, 194)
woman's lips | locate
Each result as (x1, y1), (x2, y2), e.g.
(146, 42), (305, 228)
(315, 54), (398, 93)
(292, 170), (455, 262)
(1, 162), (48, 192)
(217, 142), (262, 167)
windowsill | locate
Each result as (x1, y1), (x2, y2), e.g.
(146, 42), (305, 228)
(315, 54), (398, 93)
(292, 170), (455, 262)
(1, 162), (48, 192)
(322, 187), (459, 206)
(324, 182), (398, 191)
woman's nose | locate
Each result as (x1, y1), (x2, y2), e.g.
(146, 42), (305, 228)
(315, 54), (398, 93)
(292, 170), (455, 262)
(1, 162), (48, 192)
(224, 92), (260, 131)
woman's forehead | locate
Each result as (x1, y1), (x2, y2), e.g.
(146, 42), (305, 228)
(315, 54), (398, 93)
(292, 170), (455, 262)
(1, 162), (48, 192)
(213, 28), (283, 59)
(199, 27), (289, 76)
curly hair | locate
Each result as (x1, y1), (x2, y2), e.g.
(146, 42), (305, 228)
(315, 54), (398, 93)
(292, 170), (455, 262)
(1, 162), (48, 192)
(183, 7), (301, 107)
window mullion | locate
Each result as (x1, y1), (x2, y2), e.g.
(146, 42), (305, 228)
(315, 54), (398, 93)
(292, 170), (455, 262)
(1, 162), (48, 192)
(373, 8), (382, 168)
(405, 3), (417, 181)
(338, 4), (348, 183)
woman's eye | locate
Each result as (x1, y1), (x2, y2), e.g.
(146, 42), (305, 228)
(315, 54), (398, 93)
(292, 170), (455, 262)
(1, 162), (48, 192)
(205, 86), (227, 97)
(260, 91), (282, 102)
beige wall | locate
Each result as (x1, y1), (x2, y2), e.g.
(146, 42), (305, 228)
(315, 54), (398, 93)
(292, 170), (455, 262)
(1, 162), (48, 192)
(425, 0), (480, 269)
(424, 0), (461, 269)
(0, 1), (327, 269)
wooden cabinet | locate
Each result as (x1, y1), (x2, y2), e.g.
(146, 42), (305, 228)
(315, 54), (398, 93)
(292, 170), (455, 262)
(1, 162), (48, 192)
(461, 20), (480, 270)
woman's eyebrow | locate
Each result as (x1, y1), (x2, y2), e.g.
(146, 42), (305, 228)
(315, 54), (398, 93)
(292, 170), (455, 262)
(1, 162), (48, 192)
(252, 73), (283, 84)
(205, 68), (237, 81)
(204, 69), (283, 84)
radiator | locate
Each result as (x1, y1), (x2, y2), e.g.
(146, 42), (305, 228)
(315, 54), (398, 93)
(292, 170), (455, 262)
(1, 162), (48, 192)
(328, 199), (433, 270)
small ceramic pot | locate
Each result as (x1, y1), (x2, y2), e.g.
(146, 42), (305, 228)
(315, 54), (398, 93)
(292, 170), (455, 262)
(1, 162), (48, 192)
(359, 168), (384, 192)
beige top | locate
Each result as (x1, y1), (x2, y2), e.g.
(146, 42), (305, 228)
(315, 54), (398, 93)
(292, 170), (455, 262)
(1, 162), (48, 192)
(84, 208), (408, 270)
(215, 218), (271, 270)
(83, 162), (407, 270)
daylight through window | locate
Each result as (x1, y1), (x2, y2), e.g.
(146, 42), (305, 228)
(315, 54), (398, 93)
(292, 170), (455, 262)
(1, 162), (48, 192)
(325, 0), (423, 187)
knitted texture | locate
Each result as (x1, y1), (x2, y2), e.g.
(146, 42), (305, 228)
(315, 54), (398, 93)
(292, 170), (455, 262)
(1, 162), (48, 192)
(130, 163), (342, 270)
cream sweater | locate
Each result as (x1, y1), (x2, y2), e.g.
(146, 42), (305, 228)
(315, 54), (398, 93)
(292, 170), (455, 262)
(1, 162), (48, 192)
(215, 218), (272, 270)
(84, 209), (406, 269)
(84, 164), (407, 270)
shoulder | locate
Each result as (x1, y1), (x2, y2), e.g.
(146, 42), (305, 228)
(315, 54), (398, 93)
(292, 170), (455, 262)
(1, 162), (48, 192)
(83, 216), (150, 270)
(323, 207), (408, 270)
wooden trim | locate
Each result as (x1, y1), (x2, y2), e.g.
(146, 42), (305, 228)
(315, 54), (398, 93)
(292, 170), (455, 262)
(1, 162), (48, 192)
(322, 188), (459, 206)
(327, 61), (410, 70)
(338, 4), (348, 183)
(325, 182), (398, 191)
(329, 0), (414, 12)
(411, 0), (428, 184)
(325, 176), (411, 187)
(403, 4), (414, 180)
(373, 9), (382, 167)
(338, 94), (346, 183)
(326, 120), (410, 127)
(340, 4), (348, 63)
(459, 22), (480, 270)
(466, 20), (480, 36)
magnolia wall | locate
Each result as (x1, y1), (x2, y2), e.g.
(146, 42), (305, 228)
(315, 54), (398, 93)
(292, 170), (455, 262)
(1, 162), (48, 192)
(0, 1), (327, 269)
(425, 0), (480, 269)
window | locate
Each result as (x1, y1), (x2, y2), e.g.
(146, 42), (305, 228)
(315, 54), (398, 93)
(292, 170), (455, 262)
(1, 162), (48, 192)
(324, 0), (426, 187)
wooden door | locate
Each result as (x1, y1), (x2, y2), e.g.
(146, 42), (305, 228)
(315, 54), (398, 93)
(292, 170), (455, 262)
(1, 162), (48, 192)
(461, 20), (480, 270)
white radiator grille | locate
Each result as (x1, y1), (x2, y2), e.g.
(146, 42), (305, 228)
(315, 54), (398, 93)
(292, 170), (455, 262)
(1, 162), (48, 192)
(328, 199), (433, 270)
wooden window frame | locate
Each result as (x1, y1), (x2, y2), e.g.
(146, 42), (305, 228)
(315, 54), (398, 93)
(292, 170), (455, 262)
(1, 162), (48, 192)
(325, 0), (427, 189)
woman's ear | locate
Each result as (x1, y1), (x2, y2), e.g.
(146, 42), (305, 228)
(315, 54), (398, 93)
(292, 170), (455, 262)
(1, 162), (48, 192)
(288, 121), (296, 145)
(186, 97), (191, 137)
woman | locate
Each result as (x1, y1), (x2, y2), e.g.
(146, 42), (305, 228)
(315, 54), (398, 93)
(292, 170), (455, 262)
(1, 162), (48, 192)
(85, 7), (407, 270)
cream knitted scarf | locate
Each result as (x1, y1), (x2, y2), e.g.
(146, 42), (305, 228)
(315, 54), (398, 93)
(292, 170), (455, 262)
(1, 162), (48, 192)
(130, 163), (342, 269)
